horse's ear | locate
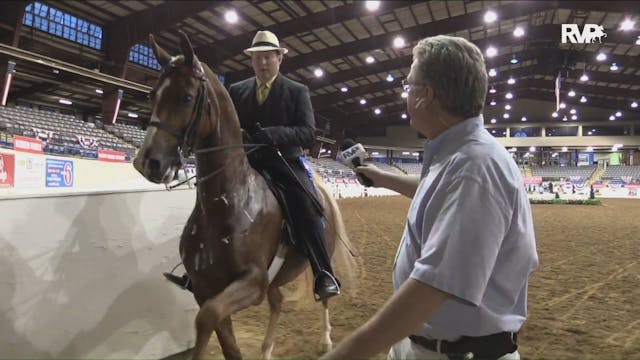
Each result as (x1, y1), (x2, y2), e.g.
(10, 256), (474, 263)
(149, 34), (171, 67)
(178, 31), (195, 66)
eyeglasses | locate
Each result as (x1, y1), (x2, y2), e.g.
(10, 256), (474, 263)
(401, 79), (426, 92)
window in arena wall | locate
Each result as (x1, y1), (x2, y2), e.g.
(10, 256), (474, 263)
(511, 126), (542, 137)
(546, 126), (578, 137)
(22, 2), (103, 50)
(584, 125), (629, 136)
(129, 44), (161, 71)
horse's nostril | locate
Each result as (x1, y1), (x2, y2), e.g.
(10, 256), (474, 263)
(147, 158), (162, 174)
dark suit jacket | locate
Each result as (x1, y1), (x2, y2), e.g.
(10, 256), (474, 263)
(228, 74), (315, 159)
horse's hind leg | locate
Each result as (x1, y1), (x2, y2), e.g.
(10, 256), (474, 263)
(320, 298), (333, 353)
(215, 317), (242, 360)
(261, 286), (283, 359)
(193, 266), (267, 360)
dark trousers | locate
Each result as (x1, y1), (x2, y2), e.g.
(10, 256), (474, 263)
(249, 149), (336, 279)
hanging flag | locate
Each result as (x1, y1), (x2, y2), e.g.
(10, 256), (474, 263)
(555, 70), (562, 112)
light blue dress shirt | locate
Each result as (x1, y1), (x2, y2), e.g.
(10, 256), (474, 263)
(393, 116), (539, 341)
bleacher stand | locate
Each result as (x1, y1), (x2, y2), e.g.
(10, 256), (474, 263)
(601, 165), (640, 182)
(395, 162), (423, 176)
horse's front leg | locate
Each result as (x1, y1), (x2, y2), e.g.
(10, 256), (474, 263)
(215, 316), (241, 360)
(261, 286), (284, 359)
(192, 266), (267, 360)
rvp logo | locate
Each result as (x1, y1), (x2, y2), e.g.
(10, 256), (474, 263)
(561, 24), (607, 44)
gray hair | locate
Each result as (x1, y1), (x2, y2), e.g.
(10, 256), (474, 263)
(412, 35), (488, 118)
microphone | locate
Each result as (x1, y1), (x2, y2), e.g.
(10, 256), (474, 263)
(338, 139), (374, 187)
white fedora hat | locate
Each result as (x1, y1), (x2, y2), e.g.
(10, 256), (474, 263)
(244, 30), (288, 55)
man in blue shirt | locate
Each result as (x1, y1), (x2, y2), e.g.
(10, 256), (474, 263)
(322, 35), (538, 359)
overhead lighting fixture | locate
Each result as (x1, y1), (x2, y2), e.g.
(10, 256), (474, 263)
(314, 68), (324, 77)
(127, 112), (138, 118)
(568, 90), (576, 97)
(620, 19), (635, 31)
(580, 96), (588, 103)
(562, 115), (568, 121)
(521, 116), (527, 122)
(562, 146), (568, 152)
(484, 10), (498, 23)
(359, 98), (367, 105)
(374, 108), (381, 115)
(490, 118), (497, 124)
(507, 78), (516, 85)
(513, 27), (525, 37)
(610, 63), (619, 71)
(490, 99), (496, 106)
(393, 36), (406, 48)
(580, 73), (589, 82)
(631, 101), (638, 108)
(365, 55), (375, 64)
(637, 36), (640, 45)
(615, 111), (622, 117)
(401, 113), (407, 119)
(510, 55), (519, 64)
(503, 113), (510, 119)
(559, 102), (566, 109)
(224, 10), (239, 23)
(505, 92), (513, 99)
(486, 46), (498, 58)
(489, 86), (496, 94)
(505, 104), (511, 110)
(365, 0), (380, 11)
(58, 99), (72, 105)
(570, 108), (576, 114)
(609, 115), (616, 120)
(571, 115), (578, 120)
(340, 86), (348, 92)
(401, 91), (408, 98)
(552, 111), (558, 118)
(529, 146), (536, 152)
(596, 53), (607, 61)
(95, 88), (103, 94)
(488, 68), (497, 77)
(588, 131), (593, 135)
(386, 74), (394, 82)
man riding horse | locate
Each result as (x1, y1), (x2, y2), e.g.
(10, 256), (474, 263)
(164, 30), (341, 301)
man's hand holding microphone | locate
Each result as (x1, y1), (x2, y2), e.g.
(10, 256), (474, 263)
(337, 139), (386, 187)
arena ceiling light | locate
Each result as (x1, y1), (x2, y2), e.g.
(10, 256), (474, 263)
(620, 19), (635, 31)
(484, 10), (497, 23)
(505, 92), (513, 99)
(95, 88), (103, 94)
(386, 74), (394, 82)
(401, 91), (408, 98)
(313, 68), (324, 77)
(485, 46), (498, 58)
(513, 27), (525, 37)
(529, 146), (536, 152)
(365, 55), (375, 64)
(393, 36), (406, 48)
(580, 96), (588, 103)
(489, 86), (496, 94)
(631, 101), (638, 108)
(609, 115), (616, 120)
(359, 98), (367, 105)
(562, 115), (568, 121)
(340, 86), (348, 92)
(562, 146), (568, 152)
(596, 53), (607, 61)
(521, 116), (527, 122)
(401, 113), (407, 119)
(610, 63), (619, 71)
(127, 112), (138, 118)
(571, 115), (578, 120)
(365, 1), (380, 11)
(374, 108), (381, 115)
(559, 102), (567, 109)
(504, 104), (511, 110)
(552, 111), (558, 118)
(570, 109), (577, 114)
(490, 118), (497, 123)
(488, 68), (497, 77)
(225, 10), (238, 24)
(568, 90), (576, 97)
(507, 77), (516, 85)
(490, 100), (496, 106)
(58, 98), (72, 105)
(580, 73), (589, 82)
(510, 55), (519, 64)
(615, 111), (622, 117)
(503, 113), (510, 119)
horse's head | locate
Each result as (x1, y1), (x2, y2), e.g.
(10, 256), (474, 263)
(134, 31), (218, 184)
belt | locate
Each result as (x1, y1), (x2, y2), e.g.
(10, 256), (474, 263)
(409, 332), (517, 360)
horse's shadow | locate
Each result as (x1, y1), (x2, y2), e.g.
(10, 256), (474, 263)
(5, 192), (195, 358)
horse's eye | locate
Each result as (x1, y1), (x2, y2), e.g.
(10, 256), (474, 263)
(183, 95), (193, 103)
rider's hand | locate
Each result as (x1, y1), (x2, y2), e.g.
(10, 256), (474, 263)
(252, 127), (276, 145)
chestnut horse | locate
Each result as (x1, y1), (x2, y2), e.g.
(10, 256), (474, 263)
(133, 32), (357, 359)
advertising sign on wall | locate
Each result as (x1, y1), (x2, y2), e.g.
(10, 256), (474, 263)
(14, 153), (45, 189)
(0, 152), (14, 188)
(46, 158), (74, 188)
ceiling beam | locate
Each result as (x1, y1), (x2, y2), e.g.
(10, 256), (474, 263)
(196, 1), (415, 67)
(226, 2), (557, 82)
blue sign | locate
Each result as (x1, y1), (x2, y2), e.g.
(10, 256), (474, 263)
(46, 158), (74, 188)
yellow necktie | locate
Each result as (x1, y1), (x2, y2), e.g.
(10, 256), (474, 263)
(257, 83), (268, 105)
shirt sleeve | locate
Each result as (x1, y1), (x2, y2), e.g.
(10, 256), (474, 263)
(410, 175), (512, 306)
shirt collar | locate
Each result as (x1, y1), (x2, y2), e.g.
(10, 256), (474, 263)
(423, 115), (484, 164)
(256, 74), (278, 89)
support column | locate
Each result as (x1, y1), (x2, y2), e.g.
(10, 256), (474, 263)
(0, 1), (26, 46)
(1, 60), (16, 106)
(101, 86), (123, 125)
(578, 125), (583, 136)
(542, 127), (546, 137)
(506, 127), (511, 138)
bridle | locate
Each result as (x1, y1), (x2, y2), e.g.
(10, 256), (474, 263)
(146, 60), (266, 189)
